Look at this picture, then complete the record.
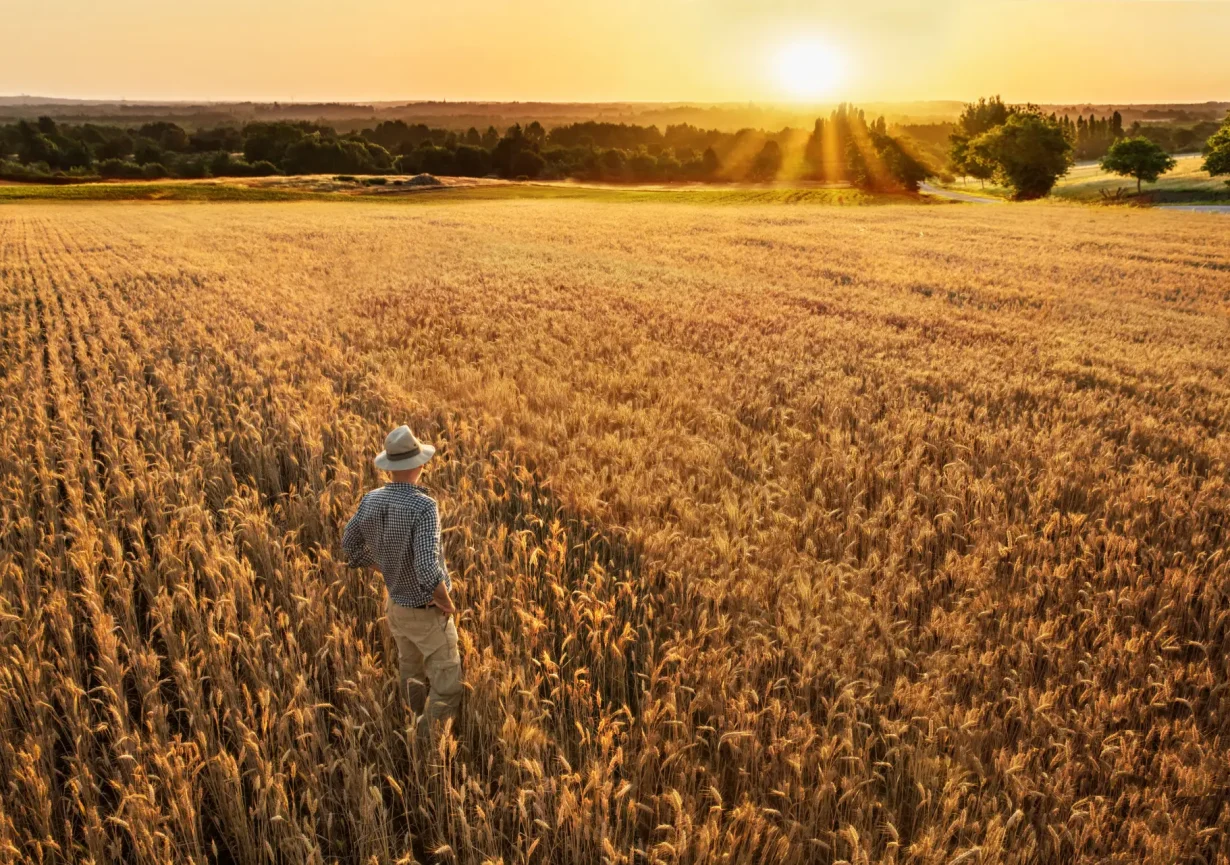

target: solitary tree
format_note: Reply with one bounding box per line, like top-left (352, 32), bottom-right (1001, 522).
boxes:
top-left (970, 113), bottom-right (1072, 200)
top-left (1100, 137), bottom-right (1176, 194)
top-left (1203, 114), bottom-right (1230, 184)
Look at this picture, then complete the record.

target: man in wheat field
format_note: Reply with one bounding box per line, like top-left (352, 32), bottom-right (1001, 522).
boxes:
top-left (342, 425), bottom-right (462, 739)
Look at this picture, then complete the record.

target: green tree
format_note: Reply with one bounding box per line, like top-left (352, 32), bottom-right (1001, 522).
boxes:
top-left (133, 140), bottom-right (165, 166)
top-left (655, 151), bottom-right (682, 181)
top-left (243, 122), bottom-right (311, 165)
top-left (970, 113), bottom-right (1072, 200)
top-left (749, 140), bottom-right (782, 181)
top-left (492, 128), bottom-right (528, 178)
top-left (954, 98), bottom-right (1011, 137)
top-left (190, 126), bottom-right (242, 153)
top-left (511, 149), bottom-right (545, 179)
top-left (98, 158), bottom-right (145, 179)
top-left (282, 134), bottom-right (385, 175)
top-left (949, 96), bottom-right (1011, 181)
top-left (58, 140), bottom-right (93, 171)
top-left (600, 148), bottom-right (627, 180)
top-left (950, 136), bottom-right (995, 187)
top-left (1099, 137), bottom-right (1176, 194)
top-left (96, 133), bottom-right (134, 160)
top-left (453, 144), bottom-right (491, 177)
top-left (1203, 114), bottom-right (1230, 184)
top-left (209, 151), bottom-right (234, 176)
top-left (628, 152), bottom-right (657, 182)
top-left (871, 131), bottom-right (932, 192)
top-left (845, 137), bottom-right (870, 189)
top-left (18, 133), bottom-right (60, 168)
top-left (139, 121), bottom-right (189, 152)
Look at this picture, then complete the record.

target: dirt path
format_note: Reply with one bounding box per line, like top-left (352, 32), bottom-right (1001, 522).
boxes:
top-left (919, 182), bottom-right (1004, 204)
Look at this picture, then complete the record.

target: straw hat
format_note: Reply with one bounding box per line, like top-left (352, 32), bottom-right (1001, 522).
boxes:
top-left (374, 425), bottom-right (436, 471)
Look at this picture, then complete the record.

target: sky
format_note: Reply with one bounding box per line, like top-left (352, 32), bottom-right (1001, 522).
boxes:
top-left (2, 0), bottom-right (1228, 104)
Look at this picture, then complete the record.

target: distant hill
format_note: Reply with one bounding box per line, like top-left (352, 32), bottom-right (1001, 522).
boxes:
top-left (1, 97), bottom-right (1225, 133)
top-left (0, 98), bottom-right (970, 132)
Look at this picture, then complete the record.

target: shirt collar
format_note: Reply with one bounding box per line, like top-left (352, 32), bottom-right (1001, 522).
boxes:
top-left (387, 481), bottom-right (430, 495)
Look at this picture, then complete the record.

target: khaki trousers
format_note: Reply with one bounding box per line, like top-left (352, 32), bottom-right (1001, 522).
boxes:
top-left (386, 596), bottom-right (463, 738)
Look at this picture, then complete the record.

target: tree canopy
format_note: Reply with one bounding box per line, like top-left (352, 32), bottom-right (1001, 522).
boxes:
top-left (969, 112), bottom-right (1073, 200)
top-left (1203, 113), bottom-right (1230, 183)
top-left (947, 99), bottom-right (1074, 199)
top-left (1099, 137), bottom-right (1176, 193)
top-left (1, 108), bottom-right (935, 190)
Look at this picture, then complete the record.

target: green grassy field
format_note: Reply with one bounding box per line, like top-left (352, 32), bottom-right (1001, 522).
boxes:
top-left (940, 154), bottom-right (1229, 204)
top-left (0, 181), bottom-right (324, 202)
top-left (1052, 154), bottom-right (1228, 202)
top-left (0, 178), bottom-right (934, 206)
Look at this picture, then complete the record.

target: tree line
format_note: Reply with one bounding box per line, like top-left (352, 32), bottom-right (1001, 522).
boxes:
top-left (949, 96), bottom-right (1230, 199)
top-left (1056, 110), bottom-right (1219, 162)
top-left (7, 105), bottom-right (1223, 199)
top-left (0, 107), bottom-right (934, 191)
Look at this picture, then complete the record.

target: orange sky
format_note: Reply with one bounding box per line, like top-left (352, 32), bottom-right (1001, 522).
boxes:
top-left (3, 0), bottom-right (1228, 104)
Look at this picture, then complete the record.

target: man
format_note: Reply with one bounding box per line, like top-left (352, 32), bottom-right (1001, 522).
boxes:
top-left (342, 424), bottom-right (462, 739)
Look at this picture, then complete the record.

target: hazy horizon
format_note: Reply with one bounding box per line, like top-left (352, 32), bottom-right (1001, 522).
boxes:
top-left (4, 0), bottom-right (1228, 106)
top-left (3, 96), bottom-right (1228, 109)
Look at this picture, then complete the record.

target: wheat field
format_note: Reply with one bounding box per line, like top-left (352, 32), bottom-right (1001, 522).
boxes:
top-left (1, 199), bottom-right (1228, 865)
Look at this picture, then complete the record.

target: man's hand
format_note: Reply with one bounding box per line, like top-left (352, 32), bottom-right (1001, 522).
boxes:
top-left (431, 582), bottom-right (457, 616)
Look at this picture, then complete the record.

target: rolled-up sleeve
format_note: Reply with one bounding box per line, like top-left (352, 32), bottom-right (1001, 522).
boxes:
top-left (342, 497), bottom-right (376, 567)
top-left (409, 500), bottom-right (446, 593)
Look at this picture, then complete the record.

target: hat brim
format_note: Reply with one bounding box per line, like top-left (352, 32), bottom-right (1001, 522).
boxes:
top-left (374, 443), bottom-right (435, 471)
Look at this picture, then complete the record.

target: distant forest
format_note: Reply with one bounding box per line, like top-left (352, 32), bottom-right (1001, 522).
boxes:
top-left (0, 106), bottom-right (937, 191)
top-left (1, 98), bottom-right (1223, 190)
top-left (3, 97), bottom-right (1226, 135)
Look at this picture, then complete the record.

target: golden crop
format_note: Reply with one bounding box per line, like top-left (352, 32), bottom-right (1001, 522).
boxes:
top-left (1, 200), bottom-right (1228, 865)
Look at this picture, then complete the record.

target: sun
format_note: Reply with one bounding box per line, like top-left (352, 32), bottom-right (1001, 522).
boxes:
top-left (774, 39), bottom-right (846, 101)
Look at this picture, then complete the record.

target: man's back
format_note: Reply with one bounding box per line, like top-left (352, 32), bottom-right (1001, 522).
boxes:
top-left (342, 481), bottom-right (451, 608)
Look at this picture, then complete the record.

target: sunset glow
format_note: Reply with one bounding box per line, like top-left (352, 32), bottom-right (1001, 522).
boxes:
top-left (774, 39), bottom-right (846, 101)
top-left (1, 1), bottom-right (1228, 106)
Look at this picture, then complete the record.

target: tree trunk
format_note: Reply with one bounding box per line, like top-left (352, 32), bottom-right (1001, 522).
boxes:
top-left (1137, 177), bottom-right (1142, 194)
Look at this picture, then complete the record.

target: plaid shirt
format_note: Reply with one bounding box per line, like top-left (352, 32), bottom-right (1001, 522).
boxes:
top-left (341, 482), bottom-right (451, 608)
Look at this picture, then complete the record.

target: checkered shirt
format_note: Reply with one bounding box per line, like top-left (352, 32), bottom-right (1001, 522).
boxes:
top-left (341, 482), bottom-right (451, 608)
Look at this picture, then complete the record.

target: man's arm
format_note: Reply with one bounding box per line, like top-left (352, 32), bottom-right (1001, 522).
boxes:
top-left (341, 497), bottom-right (376, 567)
top-left (411, 501), bottom-right (454, 613)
